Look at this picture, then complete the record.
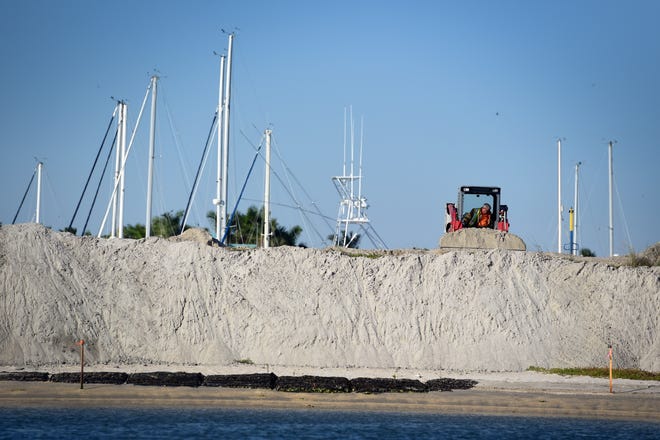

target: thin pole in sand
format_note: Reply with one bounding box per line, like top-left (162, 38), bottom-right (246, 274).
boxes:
top-left (77, 339), bottom-right (85, 389)
top-left (608, 344), bottom-right (613, 394)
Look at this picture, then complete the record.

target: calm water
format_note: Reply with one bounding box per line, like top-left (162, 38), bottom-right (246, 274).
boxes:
top-left (0, 407), bottom-right (657, 439)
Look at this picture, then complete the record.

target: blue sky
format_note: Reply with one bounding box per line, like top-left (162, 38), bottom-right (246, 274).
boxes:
top-left (1, 0), bottom-right (658, 256)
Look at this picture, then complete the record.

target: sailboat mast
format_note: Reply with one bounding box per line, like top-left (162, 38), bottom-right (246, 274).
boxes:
top-left (111, 101), bottom-right (126, 238)
top-left (557, 139), bottom-right (562, 253)
top-left (358, 116), bottom-right (364, 219)
top-left (117, 101), bottom-right (127, 238)
top-left (573, 161), bottom-right (581, 256)
top-left (36, 161), bottom-right (43, 224)
top-left (608, 141), bottom-right (614, 257)
top-left (214, 55), bottom-right (226, 241)
top-left (220, 33), bottom-right (234, 241)
top-left (146, 75), bottom-right (158, 237)
top-left (264, 129), bottom-right (272, 248)
top-left (111, 102), bottom-right (121, 237)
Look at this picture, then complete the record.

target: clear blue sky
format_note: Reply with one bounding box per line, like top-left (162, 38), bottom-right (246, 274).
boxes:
top-left (2, 0), bottom-right (658, 256)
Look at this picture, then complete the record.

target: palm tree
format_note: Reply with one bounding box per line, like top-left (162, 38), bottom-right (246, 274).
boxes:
top-left (123, 223), bottom-right (146, 239)
top-left (329, 230), bottom-right (361, 248)
top-left (151, 210), bottom-right (184, 238)
top-left (123, 210), bottom-right (186, 239)
top-left (207, 205), bottom-right (302, 246)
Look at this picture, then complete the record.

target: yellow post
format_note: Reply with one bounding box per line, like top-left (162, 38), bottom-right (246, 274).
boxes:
top-left (608, 344), bottom-right (613, 394)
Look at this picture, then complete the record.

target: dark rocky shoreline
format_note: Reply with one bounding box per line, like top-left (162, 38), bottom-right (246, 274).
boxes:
top-left (0, 371), bottom-right (477, 393)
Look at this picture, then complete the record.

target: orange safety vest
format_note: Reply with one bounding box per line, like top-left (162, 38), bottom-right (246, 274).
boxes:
top-left (477, 212), bottom-right (491, 228)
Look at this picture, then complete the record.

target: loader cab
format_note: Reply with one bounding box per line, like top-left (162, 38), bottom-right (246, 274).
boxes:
top-left (445, 186), bottom-right (509, 232)
top-left (458, 186), bottom-right (500, 228)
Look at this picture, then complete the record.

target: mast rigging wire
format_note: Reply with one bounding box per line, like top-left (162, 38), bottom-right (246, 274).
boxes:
top-left (614, 176), bottom-right (633, 252)
top-left (82, 129), bottom-right (118, 236)
top-left (220, 138), bottom-right (264, 245)
top-left (241, 198), bottom-right (334, 222)
top-left (68, 110), bottom-right (116, 232)
top-left (239, 129), bottom-right (331, 246)
top-left (180, 113), bottom-right (218, 234)
top-left (271, 135), bottom-right (335, 243)
top-left (12, 167), bottom-right (37, 224)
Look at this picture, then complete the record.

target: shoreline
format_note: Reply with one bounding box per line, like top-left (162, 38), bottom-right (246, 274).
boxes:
top-left (1, 378), bottom-right (658, 422)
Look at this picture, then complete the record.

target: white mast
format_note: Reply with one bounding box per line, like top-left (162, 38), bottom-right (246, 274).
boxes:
top-left (608, 141), bottom-right (614, 257)
top-left (117, 101), bottom-right (128, 238)
top-left (349, 106), bottom-right (354, 209)
top-left (263, 128), bottom-right (272, 248)
top-left (573, 161), bottom-right (581, 255)
top-left (110, 101), bottom-right (126, 237)
top-left (557, 139), bottom-right (562, 253)
top-left (98, 84), bottom-right (150, 238)
top-left (145, 75), bottom-right (158, 237)
top-left (358, 116), bottom-right (364, 219)
top-left (35, 161), bottom-right (43, 224)
top-left (214, 55), bottom-right (226, 241)
top-left (220, 33), bottom-right (234, 242)
top-left (342, 107), bottom-right (347, 176)
top-left (111, 102), bottom-right (122, 237)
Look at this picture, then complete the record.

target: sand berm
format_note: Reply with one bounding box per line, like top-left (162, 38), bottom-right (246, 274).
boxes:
top-left (1, 224), bottom-right (658, 373)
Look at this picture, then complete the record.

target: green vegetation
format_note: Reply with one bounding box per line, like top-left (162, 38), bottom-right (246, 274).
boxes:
top-left (234, 358), bottom-right (254, 365)
top-left (580, 248), bottom-right (596, 257)
top-left (338, 250), bottom-right (381, 259)
top-left (124, 210), bottom-right (186, 239)
top-left (116, 206), bottom-right (303, 246)
top-left (527, 366), bottom-right (660, 381)
top-left (208, 205), bottom-right (303, 247)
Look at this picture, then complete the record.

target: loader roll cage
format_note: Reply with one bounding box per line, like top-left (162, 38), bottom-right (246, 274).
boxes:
top-left (445, 186), bottom-right (509, 233)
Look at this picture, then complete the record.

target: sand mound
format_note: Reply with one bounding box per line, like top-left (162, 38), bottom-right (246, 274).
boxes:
top-left (640, 243), bottom-right (660, 266)
top-left (169, 227), bottom-right (213, 245)
top-left (0, 224), bottom-right (658, 372)
top-left (439, 228), bottom-right (527, 251)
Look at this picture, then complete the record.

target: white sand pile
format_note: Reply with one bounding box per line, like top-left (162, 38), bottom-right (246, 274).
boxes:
top-left (439, 228), bottom-right (527, 250)
top-left (0, 224), bottom-right (658, 372)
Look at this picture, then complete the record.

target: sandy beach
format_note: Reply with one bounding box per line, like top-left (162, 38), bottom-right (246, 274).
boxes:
top-left (1, 371), bottom-right (658, 422)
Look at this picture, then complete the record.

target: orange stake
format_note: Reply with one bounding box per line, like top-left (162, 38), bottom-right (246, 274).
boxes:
top-left (77, 339), bottom-right (85, 389)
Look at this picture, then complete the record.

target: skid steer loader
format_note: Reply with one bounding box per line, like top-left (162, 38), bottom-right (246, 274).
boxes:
top-left (440, 186), bottom-right (526, 250)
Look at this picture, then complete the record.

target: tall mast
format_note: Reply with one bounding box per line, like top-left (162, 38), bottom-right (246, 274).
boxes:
top-left (263, 129), bottom-right (272, 248)
top-left (145, 75), bottom-right (158, 237)
top-left (608, 141), bottom-right (614, 257)
top-left (220, 33), bottom-right (234, 242)
top-left (557, 139), bottom-right (562, 253)
top-left (358, 116), bottom-right (364, 219)
top-left (214, 55), bottom-right (226, 241)
top-left (349, 106), bottom-right (354, 203)
top-left (573, 161), bottom-right (581, 255)
top-left (111, 102), bottom-right (122, 237)
top-left (117, 101), bottom-right (127, 238)
top-left (110, 101), bottom-right (122, 237)
top-left (36, 161), bottom-right (43, 224)
top-left (342, 107), bottom-right (347, 177)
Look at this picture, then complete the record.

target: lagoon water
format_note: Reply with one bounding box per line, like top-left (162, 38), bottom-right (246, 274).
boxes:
top-left (0, 407), bottom-right (657, 439)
